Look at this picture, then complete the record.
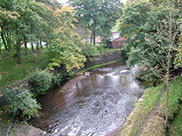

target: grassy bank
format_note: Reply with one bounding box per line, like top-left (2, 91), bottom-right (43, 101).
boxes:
top-left (0, 48), bottom-right (123, 89)
top-left (168, 105), bottom-right (182, 136)
top-left (69, 59), bottom-right (123, 77)
top-left (121, 84), bottom-right (164, 136)
top-left (0, 49), bottom-right (48, 89)
top-left (121, 76), bottom-right (182, 136)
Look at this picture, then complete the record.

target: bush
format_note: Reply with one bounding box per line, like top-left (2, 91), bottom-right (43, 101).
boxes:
top-left (1, 88), bottom-right (40, 118)
top-left (81, 44), bottom-right (99, 61)
top-left (29, 70), bottom-right (52, 97)
top-left (52, 73), bottom-right (67, 87)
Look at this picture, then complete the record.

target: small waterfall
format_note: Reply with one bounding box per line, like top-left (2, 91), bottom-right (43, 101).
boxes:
top-left (130, 65), bottom-right (141, 77)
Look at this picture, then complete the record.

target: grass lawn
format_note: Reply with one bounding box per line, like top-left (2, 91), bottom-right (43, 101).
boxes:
top-left (168, 105), bottom-right (182, 136)
top-left (0, 48), bottom-right (48, 89)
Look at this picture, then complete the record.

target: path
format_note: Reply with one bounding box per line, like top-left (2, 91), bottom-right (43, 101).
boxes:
top-left (136, 91), bottom-right (165, 136)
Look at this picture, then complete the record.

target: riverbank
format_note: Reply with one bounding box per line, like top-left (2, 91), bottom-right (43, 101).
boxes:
top-left (29, 61), bottom-right (143, 135)
top-left (0, 49), bottom-right (125, 136)
top-left (118, 76), bottom-right (182, 136)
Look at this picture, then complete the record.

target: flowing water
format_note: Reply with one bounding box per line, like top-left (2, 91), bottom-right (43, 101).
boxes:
top-left (29, 62), bottom-right (144, 136)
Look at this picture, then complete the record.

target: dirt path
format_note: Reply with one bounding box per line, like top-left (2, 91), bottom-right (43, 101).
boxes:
top-left (136, 91), bottom-right (165, 136)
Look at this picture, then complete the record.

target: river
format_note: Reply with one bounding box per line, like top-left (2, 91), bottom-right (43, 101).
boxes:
top-left (29, 62), bottom-right (144, 136)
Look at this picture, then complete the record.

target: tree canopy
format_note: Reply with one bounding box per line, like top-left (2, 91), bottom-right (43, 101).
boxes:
top-left (70, 0), bottom-right (123, 45)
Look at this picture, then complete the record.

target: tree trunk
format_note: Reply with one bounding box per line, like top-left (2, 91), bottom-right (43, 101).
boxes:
top-left (24, 36), bottom-right (28, 55)
top-left (36, 41), bottom-right (40, 53)
top-left (45, 42), bottom-right (48, 48)
top-left (90, 34), bottom-right (92, 44)
top-left (40, 40), bottom-right (43, 49)
top-left (17, 41), bottom-right (21, 64)
top-left (0, 37), bottom-right (2, 60)
top-left (85, 27), bottom-right (88, 46)
top-left (92, 20), bottom-right (96, 45)
top-left (1, 32), bottom-right (9, 51)
top-left (6, 32), bottom-right (11, 51)
top-left (24, 42), bottom-right (28, 55)
top-left (165, 80), bottom-right (169, 125)
top-left (31, 42), bottom-right (35, 53)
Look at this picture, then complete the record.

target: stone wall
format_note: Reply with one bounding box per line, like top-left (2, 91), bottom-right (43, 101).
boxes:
top-left (85, 49), bottom-right (124, 68)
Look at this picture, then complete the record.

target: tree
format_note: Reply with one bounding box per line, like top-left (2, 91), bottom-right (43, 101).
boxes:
top-left (47, 6), bottom-right (86, 72)
top-left (70, 0), bottom-right (123, 45)
top-left (119, 0), bottom-right (182, 124)
top-left (119, 0), bottom-right (152, 55)
top-left (0, 0), bottom-right (48, 64)
top-left (142, 8), bottom-right (181, 123)
top-left (0, 0), bottom-right (19, 51)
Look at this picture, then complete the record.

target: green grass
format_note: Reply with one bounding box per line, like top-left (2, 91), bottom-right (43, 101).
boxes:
top-left (69, 59), bottom-right (122, 77)
top-left (0, 49), bottom-right (48, 89)
top-left (158, 77), bottom-right (182, 120)
top-left (120, 76), bottom-right (182, 136)
top-left (141, 115), bottom-right (165, 136)
top-left (121, 84), bottom-right (164, 136)
top-left (98, 47), bottom-right (124, 54)
top-left (0, 47), bottom-right (123, 89)
top-left (141, 77), bottom-right (182, 136)
top-left (168, 105), bottom-right (182, 136)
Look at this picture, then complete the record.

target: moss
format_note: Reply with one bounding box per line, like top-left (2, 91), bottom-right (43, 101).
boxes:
top-left (121, 84), bottom-right (164, 136)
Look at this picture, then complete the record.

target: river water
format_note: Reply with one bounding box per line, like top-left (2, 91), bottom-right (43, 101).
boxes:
top-left (29, 62), bottom-right (144, 136)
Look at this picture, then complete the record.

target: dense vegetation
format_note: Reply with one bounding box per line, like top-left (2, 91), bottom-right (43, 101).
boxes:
top-left (0, 0), bottom-right (123, 122)
top-left (0, 0), bottom-right (182, 135)
top-left (118, 0), bottom-right (182, 135)
top-left (119, 0), bottom-right (182, 81)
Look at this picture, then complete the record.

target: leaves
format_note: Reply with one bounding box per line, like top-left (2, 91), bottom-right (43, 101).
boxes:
top-left (2, 88), bottom-right (40, 118)
top-left (47, 6), bottom-right (86, 72)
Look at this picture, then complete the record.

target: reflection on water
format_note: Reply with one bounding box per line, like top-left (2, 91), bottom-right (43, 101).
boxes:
top-left (29, 62), bottom-right (144, 136)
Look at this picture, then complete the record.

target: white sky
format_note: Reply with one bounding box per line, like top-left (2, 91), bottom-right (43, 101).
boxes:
top-left (57, 0), bottom-right (128, 5)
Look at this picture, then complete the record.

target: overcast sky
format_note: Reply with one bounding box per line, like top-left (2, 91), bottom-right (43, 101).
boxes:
top-left (57, 0), bottom-right (128, 5)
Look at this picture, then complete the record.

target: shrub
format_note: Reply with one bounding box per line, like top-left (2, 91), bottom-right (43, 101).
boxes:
top-left (1, 88), bottom-right (40, 118)
top-left (52, 73), bottom-right (67, 87)
top-left (29, 70), bottom-right (52, 97)
top-left (81, 44), bottom-right (99, 61)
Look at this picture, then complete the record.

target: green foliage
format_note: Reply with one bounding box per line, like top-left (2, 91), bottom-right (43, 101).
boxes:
top-left (119, 0), bottom-right (182, 81)
top-left (81, 44), bottom-right (99, 61)
top-left (70, 0), bottom-right (123, 45)
top-left (1, 88), bottom-right (40, 118)
top-left (121, 83), bottom-right (164, 136)
top-left (47, 6), bottom-right (86, 72)
top-left (168, 105), bottom-right (182, 136)
top-left (52, 72), bottom-right (67, 87)
top-left (121, 76), bottom-right (182, 136)
top-left (126, 48), bottom-right (141, 67)
top-left (158, 77), bottom-right (182, 119)
top-left (174, 36), bottom-right (182, 68)
top-left (29, 70), bottom-right (52, 97)
top-left (0, 49), bottom-right (48, 89)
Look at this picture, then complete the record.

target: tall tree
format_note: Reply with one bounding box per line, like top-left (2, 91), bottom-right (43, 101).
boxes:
top-left (70, 0), bottom-right (122, 45)
top-left (119, 0), bottom-right (182, 124)
top-left (47, 6), bottom-right (86, 72)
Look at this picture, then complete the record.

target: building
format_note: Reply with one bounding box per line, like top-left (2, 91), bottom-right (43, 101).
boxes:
top-left (107, 36), bottom-right (126, 48)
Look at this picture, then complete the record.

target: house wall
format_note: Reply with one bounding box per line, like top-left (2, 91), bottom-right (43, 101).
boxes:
top-left (112, 37), bottom-right (126, 48)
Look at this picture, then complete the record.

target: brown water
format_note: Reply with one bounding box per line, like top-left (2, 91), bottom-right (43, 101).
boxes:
top-left (29, 62), bottom-right (144, 136)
